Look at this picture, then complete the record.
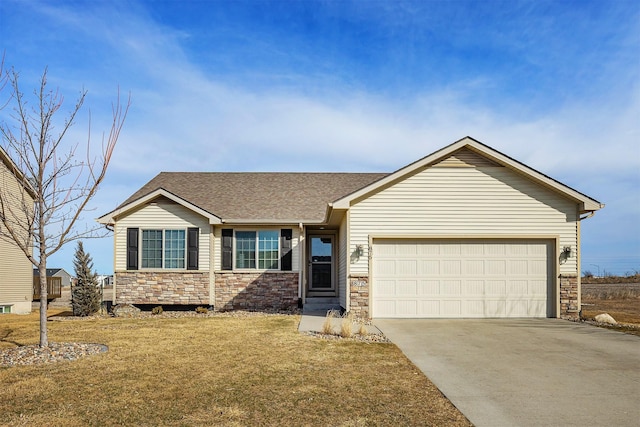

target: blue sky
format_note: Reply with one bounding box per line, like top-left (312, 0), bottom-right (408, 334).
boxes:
top-left (1, 0), bottom-right (638, 276)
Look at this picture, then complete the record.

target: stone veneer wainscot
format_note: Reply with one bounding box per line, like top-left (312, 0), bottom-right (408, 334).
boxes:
top-left (116, 271), bottom-right (210, 305)
top-left (214, 271), bottom-right (298, 311)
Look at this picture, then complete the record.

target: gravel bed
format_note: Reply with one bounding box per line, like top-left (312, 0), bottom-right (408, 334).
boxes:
top-left (0, 342), bottom-right (108, 368)
top-left (48, 309), bottom-right (301, 321)
top-left (303, 330), bottom-right (390, 343)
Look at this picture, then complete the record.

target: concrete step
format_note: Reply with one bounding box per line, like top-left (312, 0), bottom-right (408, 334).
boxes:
top-left (303, 298), bottom-right (341, 313)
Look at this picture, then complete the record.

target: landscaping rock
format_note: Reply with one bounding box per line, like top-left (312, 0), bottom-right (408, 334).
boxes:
top-left (112, 303), bottom-right (141, 317)
top-left (595, 313), bottom-right (617, 325)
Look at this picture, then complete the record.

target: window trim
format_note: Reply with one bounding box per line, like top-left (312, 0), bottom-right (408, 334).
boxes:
top-left (233, 229), bottom-right (281, 271)
top-left (139, 228), bottom-right (187, 270)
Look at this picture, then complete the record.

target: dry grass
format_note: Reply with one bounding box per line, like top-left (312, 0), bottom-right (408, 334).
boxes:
top-left (0, 309), bottom-right (470, 426)
top-left (321, 309), bottom-right (338, 335)
top-left (582, 283), bottom-right (640, 336)
top-left (340, 312), bottom-right (354, 338)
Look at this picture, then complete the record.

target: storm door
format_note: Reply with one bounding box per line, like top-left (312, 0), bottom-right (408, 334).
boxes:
top-left (308, 235), bottom-right (335, 294)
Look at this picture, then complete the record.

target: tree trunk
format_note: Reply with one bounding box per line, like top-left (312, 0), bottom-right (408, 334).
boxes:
top-left (38, 263), bottom-right (48, 347)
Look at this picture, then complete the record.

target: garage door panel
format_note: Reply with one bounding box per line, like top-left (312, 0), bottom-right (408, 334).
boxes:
top-left (419, 280), bottom-right (440, 295)
top-left (372, 239), bottom-right (554, 318)
top-left (462, 280), bottom-right (484, 295)
top-left (397, 300), bottom-right (418, 316)
top-left (445, 300), bottom-right (464, 316)
top-left (528, 280), bottom-right (547, 295)
top-left (462, 243), bottom-right (484, 255)
top-left (375, 280), bottom-right (396, 297)
top-left (443, 280), bottom-right (462, 295)
top-left (486, 260), bottom-right (506, 274)
top-left (419, 300), bottom-right (441, 315)
top-left (419, 260), bottom-right (440, 274)
top-left (529, 260), bottom-right (547, 275)
top-left (442, 260), bottom-right (462, 275)
top-left (464, 260), bottom-right (484, 274)
top-left (397, 280), bottom-right (418, 296)
top-left (397, 260), bottom-right (417, 276)
top-left (485, 280), bottom-right (507, 295)
top-left (374, 259), bottom-right (396, 275)
top-left (509, 260), bottom-right (529, 275)
top-left (484, 244), bottom-right (506, 256)
top-left (508, 280), bottom-right (528, 295)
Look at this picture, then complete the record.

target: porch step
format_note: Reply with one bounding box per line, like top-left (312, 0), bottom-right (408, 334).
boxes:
top-left (303, 297), bottom-right (341, 313)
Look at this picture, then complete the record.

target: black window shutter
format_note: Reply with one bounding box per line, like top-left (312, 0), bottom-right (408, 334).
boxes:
top-left (127, 228), bottom-right (139, 270)
top-left (280, 229), bottom-right (292, 271)
top-left (187, 227), bottom-right (199, 270)
top-left (221, 229), bottom-right (233, 270)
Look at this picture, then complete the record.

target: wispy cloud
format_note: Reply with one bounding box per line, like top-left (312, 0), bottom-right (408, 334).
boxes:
top-left (2, 0), bottom-right (638, 274)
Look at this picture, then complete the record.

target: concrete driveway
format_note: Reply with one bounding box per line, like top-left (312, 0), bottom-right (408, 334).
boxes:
top-left (375, 319), bottom-right (640, 427)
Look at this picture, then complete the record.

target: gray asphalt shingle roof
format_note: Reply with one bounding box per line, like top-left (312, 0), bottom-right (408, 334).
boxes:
top-left (120, 172), bottom-right (388, 222)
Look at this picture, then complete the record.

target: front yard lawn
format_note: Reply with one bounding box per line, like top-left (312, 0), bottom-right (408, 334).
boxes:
top-left (0, 310), bottom-right (470, 426)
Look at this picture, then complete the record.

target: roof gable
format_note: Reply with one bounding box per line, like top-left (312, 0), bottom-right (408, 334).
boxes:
top-left (98, 172), bottom-right (387, 225)
top-left (98, 136), bottom-right (603, 226)
top-left (332, 136), bottom-right (603, 214)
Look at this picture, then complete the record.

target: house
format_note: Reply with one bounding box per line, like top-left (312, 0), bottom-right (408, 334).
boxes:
top-left (32, 268), bottom-right (68, 301)
top-left (33, 268), bottom-right (73, 288)
top-left (0, 146), bottom-right (35, 314)
top-left (97, 137), bottom-right (603, 319)
top-left (97, 274), bottom-right (114, 288)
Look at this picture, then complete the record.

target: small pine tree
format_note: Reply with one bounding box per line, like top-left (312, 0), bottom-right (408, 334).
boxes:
top-left (72, 241), bottom-right (101, 316)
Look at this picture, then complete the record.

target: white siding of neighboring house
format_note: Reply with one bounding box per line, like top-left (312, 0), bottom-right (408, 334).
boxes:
top-left (0, 158), bottom-right (33, 314)
top-left (114, 199), bottom-right (211, 271)
top-left (211, 226), bottom-right (301, 272)
top-left (348, 164), bottom-right (580, 276)
top-left (337, 214), bottom-right (349, 309)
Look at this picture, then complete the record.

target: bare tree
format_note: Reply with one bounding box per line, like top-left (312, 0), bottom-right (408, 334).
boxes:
top-left (0, 65), bottom-right (129, 347)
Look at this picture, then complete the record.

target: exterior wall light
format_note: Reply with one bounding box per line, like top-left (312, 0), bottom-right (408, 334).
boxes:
top-left (562, 246), bottom-right (572, 258)
top-left (356, 244), bottom-right (364, 257)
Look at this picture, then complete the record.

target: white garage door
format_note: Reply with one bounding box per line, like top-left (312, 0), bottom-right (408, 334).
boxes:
top-left (372, 239), bottom-right (554, 318)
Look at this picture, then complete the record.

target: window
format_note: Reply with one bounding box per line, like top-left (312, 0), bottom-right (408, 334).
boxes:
top-left (164, 230), bottom-right (186, 269)
top-left (141, 229), bottom-right (186, 269)
top-left (0, 305), bottom-right (11, 314)
top-left (234, 230), bottom-right (279, 270)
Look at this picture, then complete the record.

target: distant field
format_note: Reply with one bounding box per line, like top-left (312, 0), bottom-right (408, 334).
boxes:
top-left (581, 282), bottom-right (640, 335)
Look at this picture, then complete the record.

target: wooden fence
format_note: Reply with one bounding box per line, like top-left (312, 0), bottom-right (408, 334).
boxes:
top-left (33, 276), bottom-right (62, 300)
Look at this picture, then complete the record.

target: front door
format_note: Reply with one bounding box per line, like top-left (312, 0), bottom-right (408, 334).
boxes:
top-left (308, 235), bottom-right (335, 295)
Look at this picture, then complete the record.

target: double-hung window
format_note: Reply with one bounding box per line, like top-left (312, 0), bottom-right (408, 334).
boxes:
top-left (235, 230), bottom-right (279, 270)
top-left (141, 229), bottom-right (186, 269)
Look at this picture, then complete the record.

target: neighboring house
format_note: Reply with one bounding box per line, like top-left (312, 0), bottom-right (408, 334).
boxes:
top-left (0, 146), bottom-right (35, 314)
top-left (97, 137), bottom-right (604, 319)
top-left (97, 275), bottom-right (114, 287)
top-left (33, 268), bottom-right (73, 288)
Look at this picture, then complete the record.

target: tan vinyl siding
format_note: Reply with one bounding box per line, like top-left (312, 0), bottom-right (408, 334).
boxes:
top-left (114, 199), bottom-right (210, 271)
top-left (349, 166), bottom-right (579, 276)
top-left (338, 214), bottom-right (349, 309)
top-left (212, 226), bottom-right (301, 271)
top-left (0, 159), bottom-right (33, 311)
top-left (433, 148), bottom-right (502, 168)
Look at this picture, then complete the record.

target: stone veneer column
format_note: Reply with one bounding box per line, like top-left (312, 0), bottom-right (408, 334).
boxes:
top-left (559, 274), bottom-right (579, 320)
top-left (349, 275), bottom-right (369, 319)
top-left (115, 271), bottom-right (210, 305)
